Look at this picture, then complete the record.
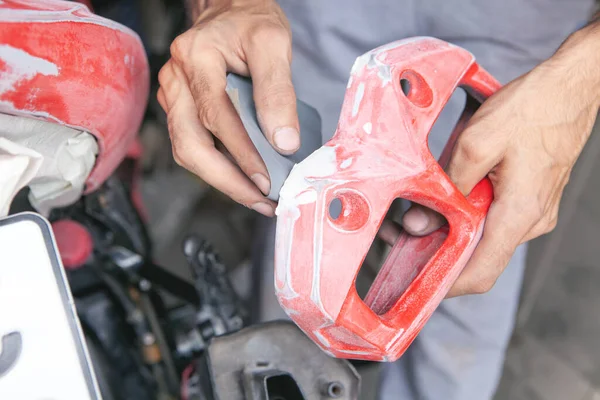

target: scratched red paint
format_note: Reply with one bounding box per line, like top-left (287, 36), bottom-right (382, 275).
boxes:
top-left (274, 38), bottom-right (500, 362)
top-left (0, 0), bottom-right (149, 193)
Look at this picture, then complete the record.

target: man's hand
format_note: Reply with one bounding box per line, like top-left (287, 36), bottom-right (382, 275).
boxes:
top-left (158, 0), bottom-right (299, 217)
top-left (395, 22), bottom-right (600, 297)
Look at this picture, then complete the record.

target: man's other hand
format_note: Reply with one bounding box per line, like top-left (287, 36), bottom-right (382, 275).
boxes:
top-left (158, 0), bottom-right (299, 217)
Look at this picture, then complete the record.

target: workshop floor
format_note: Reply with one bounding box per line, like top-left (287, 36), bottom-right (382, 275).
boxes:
top-left (142, 117), bottom-right (600, 399)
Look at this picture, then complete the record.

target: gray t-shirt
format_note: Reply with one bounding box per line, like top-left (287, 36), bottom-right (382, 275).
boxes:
top-left (278, 0), bottom-right (595, 154)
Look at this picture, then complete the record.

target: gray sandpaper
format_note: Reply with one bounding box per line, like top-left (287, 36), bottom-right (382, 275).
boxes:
top-left (225, 74), bottom-right (323, 201)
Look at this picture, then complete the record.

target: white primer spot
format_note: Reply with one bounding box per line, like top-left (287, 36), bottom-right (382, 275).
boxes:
top-left (295, 190), bottom-right (318, 204)
top-left (340, 158), bottom-right (353, 169)
top-left (352, 83), bottom-right (365, 117)
top-left (363, 122), bottom-right (372, 135)
top-left (350, 53), bottom-right (369, 76)
top-left (348, 38), bottom-right (442, 89)
top-left (277, 145), bottom-right (338, 212)
top-left (346, 75), bottom-right (354, 89)
top-left (0, 45), bottom-right (59, 94)
top-left (336, 349), bottom-right (373, 356)
top-left (279, 305), bottom-right (299, 316)
top-left (314, 330), bottom-right (331, 347)
top-left (385, 328), bottom-right (406, 351)
top-left (276, 145), bottom-right (340, 321)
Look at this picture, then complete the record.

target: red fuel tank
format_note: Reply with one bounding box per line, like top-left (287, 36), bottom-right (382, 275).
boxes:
top-left (0, 0), bottom-right (149, 192)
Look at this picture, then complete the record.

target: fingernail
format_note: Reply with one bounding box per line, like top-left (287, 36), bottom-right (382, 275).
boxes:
top-left (251, 202), bottom-right (274, 217)
top-left (273, 127), bottom-right (300, 153)
top-left (251, 173), bottom-right (271, 196)
top-left (403, 207), bottom-right (429, 233)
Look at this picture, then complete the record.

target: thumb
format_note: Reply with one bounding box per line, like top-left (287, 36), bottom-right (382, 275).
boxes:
top-left (445, 120), bottom-right (503, 196)
top-left (402, 204), bottom-right (447, 236)
top-left (246, 33), bottom-right (300, 155)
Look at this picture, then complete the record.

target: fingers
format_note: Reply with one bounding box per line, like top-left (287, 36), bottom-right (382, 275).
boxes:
top-left (404, 109), bottom-right (502, 236)
top-left (524, 201), bottom-right (560, 242)
top-left (159, 60), bottom-right (275, 216)
top-left (444, 158), bottom-right (568, 297)
top-left (160, 3), bottom-right (298, 213)
top-left (446, 197), bottom-right (531, 297)
top-left (157, 87), bottom-right (167, 112)
top-left (178, 48), bottom-right (273, 195)
top-left (445, 119), bottom-right (505, 196)
top-left (524, 171), bottom-right (568, 241)
top-left (245, 26), bottom-right (300, 154)
top-left (401, 204), bottom-right (447, 236)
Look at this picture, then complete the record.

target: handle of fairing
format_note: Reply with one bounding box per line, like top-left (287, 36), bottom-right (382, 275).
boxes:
top-left (365, 64), bottom-right (500, 322)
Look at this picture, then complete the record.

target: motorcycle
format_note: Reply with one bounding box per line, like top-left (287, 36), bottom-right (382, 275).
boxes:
top-left (0, 1), bottom-right (361, 399)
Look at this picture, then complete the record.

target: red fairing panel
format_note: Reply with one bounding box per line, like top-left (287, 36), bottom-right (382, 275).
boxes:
top-left (274, 37), bottom-right (500, 362)
top-left (0, 0), bottom-right (150, 192)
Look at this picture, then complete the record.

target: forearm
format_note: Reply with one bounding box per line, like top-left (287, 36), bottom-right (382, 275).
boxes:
top-left (542, 18), bottom-right (600, 113)
top-left (185, 0), bottom-right (243, 21)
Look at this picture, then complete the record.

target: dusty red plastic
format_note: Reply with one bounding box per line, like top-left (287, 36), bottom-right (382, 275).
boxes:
top-left (52, 219), bottom-right (93, 270)
top-left (0, 0), bottom-right (149, 193)
top-left (274, 37), bottom-right (501, 362)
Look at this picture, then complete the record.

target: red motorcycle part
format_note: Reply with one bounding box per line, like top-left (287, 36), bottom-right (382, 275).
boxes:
top-left (0, 0), bottom-right (149, 193)
top-left (274, 37), bottom-right (500, 362)
top-left (52, 219), bottom-right (93, 270)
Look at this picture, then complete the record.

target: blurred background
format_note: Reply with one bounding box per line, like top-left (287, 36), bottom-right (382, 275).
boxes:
top-left (78, 0), bottom-right (600, 398)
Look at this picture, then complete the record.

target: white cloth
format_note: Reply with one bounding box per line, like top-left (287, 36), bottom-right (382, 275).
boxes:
top-left (0, 114), bottom-right (98, 216)
top-left (0, 138), bottom-right (42, 217)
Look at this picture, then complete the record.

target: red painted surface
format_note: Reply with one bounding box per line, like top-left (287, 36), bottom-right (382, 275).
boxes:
top-left (274, 38), bottom-right (500, 361)
top-left (0, 0), bottom-right (149, 193)
top-left (52, 219), bottom-right (93, 269)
